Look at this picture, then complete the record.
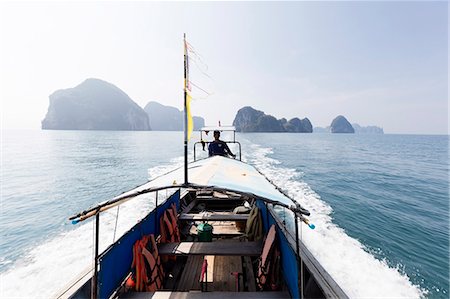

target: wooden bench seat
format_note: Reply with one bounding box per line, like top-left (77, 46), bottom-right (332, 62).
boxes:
top-left (121, 291), bottom-right (291, 298)
top-left (158, 241), bottom-right (262, 256)
top-left (196, 197), bottom-right (244, 201)
top-left (179, 212), bottom-right (249, 221)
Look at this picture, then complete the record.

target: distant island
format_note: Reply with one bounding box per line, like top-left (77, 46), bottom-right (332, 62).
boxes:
top-left (41, 79), bottom-right (382, 134)
top-left (41, 78), bottom-right (205, 131)
top-left (144, 101), bottom-right (204, 131)
top-left (42, 78), bottom-right (150, 130)
top-left (330, 115), bottom-right (355, 133)
top-left (233, 106), bottom-right (312, 133)
top-left (314, 116), bottom-right (383, 134)
top-left (351, 123), bottom-right (384, 134)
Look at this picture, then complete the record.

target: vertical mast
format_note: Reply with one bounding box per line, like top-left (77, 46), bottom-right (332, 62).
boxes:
top-left (183, 33), bottom-right (188, 185)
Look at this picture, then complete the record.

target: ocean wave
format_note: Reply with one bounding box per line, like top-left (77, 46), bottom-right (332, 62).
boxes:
top-left (0, 144), bottom-right (426, 298)
top-left (0, 158), bottom-right (182, 299)
top-left (241, 141), bottom-right (425, 298)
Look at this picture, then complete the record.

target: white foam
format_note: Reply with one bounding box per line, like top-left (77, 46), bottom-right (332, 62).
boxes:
top-left (242, 142), bottom-right (425, 298)
top-left (0, 159), bottom-right (182, 299)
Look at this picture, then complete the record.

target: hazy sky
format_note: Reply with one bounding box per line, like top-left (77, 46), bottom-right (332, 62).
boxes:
top-left (0, 1), bottom-right (448, 134)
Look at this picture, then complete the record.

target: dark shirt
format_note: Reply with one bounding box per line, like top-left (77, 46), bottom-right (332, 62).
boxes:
top-left (208, 140), bottom-right (234, 157)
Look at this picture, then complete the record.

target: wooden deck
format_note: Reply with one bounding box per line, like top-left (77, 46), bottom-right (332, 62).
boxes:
top-left (210, 256), bottom-right (243, 292)
top-left (177, 256), bottom-right (204, 291)
top-left (158, 241), bottom-right (262, 256)
top-left (188, 222), bottom-right (245, 237)
top-left (119, 191), bottom-right (290, 299)
top-left (174, 255), bottom-right (266, 293)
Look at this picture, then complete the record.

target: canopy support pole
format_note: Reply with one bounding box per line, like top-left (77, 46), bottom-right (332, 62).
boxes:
top-left (91, 212), bottom-right (100, 299)
top-left (154, 191), bottom-right (158, 234)
top-left (294, 213), bottom-right (303, 299)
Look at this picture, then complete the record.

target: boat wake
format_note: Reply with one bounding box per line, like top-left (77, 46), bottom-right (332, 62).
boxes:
top-left (0, 158), bottom-right (183, 299)
top-left (1, 145), bottom-right (426, 299)
top-left (242, 142), bottom-right (425, 298)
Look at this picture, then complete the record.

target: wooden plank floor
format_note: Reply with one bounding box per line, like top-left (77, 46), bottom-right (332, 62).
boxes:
top-left (164, 257), bottom-right (187, 291)
top-left (176, 256), bottom-right (244, 292)
top-left (177, 256), bottom-right (204, 291)
top-left (188, 222), bottom-right (245, 237)
top-left (211, 256), bottom-right (243, 292)
top-left (121, 254), bottom-right (286, 298)
top-left (243, 256), bottom-right (256, 292)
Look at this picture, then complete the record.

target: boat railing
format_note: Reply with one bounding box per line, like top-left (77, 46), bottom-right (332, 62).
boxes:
top-left (265, 203), bottom-right (348, 299)
top-left (67, 181), bottom-right (346, 299)
top-left (194, 125), bottom-right (242, 161)
top-left (65, 185), bottom-right (186, 299)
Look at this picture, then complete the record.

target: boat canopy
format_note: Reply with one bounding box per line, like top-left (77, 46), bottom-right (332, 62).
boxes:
top-left (125, 156), bottom-right (294, 205)
top-left (200, 126), bottom-right (236, 132)
top-left (70, 156), bottom-right (308, 222)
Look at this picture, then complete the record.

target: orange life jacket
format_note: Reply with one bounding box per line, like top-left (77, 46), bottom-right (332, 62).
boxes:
top-left (130, 234), bottom-right (164, 292)
top-left (159, 205), bottom-right (180, 262)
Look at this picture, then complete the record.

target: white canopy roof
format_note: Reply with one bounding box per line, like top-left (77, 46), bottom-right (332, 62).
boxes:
top-left (119, 156), bottom-right (292, 206)
top-left (200, 126), bottom-right (236, 132)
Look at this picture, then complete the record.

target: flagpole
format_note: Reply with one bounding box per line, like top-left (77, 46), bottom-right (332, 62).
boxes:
top-left (183, 33), bottom-right (188, 185)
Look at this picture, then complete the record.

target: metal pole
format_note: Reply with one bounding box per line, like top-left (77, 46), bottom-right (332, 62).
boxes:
top-left (155, 191), bottom-right (158, 234)
top-left (300, 222), bottom-right (305, 299)
top-left (294, 213), bottom-right (302, 299)
top-left (92, 212), bottom-right (100, 299)
top-left (239, 144), bottom-right (242, 161)
top-left (183, 33), bottom-right (188, 185)
top-left (194, 145), bottom-right (197, 161)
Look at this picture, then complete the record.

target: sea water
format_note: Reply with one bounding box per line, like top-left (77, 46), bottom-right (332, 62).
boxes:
top-left (0, 130), bottom-right (448, 298)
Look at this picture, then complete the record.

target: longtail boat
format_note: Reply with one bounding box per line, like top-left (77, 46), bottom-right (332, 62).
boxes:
top-left (57, 35), bottom-right (347, 299)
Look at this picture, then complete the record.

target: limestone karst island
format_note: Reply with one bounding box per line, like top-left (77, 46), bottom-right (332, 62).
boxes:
top-left (42, 78), bottom-right (382, 134)
top-left (41, 79), bottom-right (204, 131)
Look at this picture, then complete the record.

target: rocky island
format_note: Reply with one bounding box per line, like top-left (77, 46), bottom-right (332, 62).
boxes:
top-left (233, 106), bottom-right (312, 133)
top-left (144, 101), bottom-right (204, 131)
top-left (352, 123), bottom-right (384, 134)
top-left (42, 78), bottom-right (150, 130)
top-left (315, 121), bottom-right (383, 134)
top-left (330, 115), bottom-right (355, 133)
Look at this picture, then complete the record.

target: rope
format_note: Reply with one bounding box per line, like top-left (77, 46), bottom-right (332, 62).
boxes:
top-left (188, 55), bottom-right (213, 80)
top-left (185, 39), bottom-right (214, 100)
top-left (186, 41), bottom-right (209, 73)
top-left (189, 81), bottom-right (212, 96)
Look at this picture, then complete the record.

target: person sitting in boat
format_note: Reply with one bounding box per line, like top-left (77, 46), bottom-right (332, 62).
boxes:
top-left (208, 130), bottom-right (236, 158)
